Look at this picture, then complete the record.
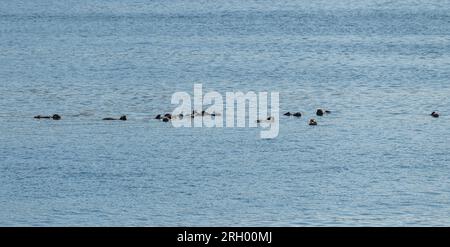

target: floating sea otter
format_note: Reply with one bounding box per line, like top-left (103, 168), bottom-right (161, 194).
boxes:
top-left (34, 114), bottom-right (61, 120)
top-left (316, 109), bottom-right (331, 116)
top-left (431, 111), bottom-right (440, 118)
top-left (257, 116), bottom-right (274, 123)
top-left (102, 115), bottom-right (127, 121)
top-left (309, 119), bottom-right (318, 126)
top-left (180, 110), bottom-right (221, 119)
top-left (284, 112), bottom-right (302, 117)
top-left (155, 113), bottom-right (176, 122)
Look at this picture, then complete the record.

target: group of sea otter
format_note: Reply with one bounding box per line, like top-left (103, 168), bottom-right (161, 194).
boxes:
top-left (282, 109), bottom-right (331, 125)
top-left (153, 110), bottom-right (220, 122)
top-left (34, 110), bottom-right (441, 124)
top-left (151, 109), bottom-right (327, 125)
top-left (153, 108), bottom-right (330, 126)
top-left (34, 114), bottom-right (127, 121)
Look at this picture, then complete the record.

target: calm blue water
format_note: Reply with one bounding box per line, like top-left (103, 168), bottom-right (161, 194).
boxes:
top-left (1, 0), bottom-right (450, 226)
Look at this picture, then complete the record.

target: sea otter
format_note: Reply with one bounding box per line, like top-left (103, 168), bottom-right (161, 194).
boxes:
top-left (156, 113), bottom-right (178, 120)
top-left (257, 116), bottom-right (274, 123)
top-left (34, 114), bottom-right (61, 120)
top-left (103, 115), bottom-right (127, 121)
top-left (284, 112), bottom-right (301, 117)
top-left (316, 109), bottom-right (331, 116)
top-left (309, 119), bottom-right (318, 126)
top-left (431, 112), bottom-right (440, 118)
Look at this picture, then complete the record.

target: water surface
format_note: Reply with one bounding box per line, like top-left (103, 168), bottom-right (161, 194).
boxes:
top-left (1, 0), bottom-right (450, 226)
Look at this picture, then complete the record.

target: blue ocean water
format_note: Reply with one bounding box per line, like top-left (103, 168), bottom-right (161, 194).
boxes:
top-left (1, 0), bottom-right (450, 226)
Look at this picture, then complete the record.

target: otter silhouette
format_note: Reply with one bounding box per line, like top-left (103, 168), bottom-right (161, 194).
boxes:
top-left (156, 113), bottom-right (177, 120)
top-left (201, 110), bottom-right (214, 116)
top-left (309, 119), bottom-right (318, 126)
top-left (153, 113), bottom-right (172, 122)
top-left (284, 112), bottom-right (301, 117)
top-left (188, 110), bottom-right (218, 118)
top-left (257, 116), bottom-right (274, 123)
top-left (316, 109), bottom-right (331, 116)
top-left (103, 115), bottom-right (127, 121)
top-left (431, 112), bottom-right (440, 118)
top-left (34, 114), bottom-right (61, 120)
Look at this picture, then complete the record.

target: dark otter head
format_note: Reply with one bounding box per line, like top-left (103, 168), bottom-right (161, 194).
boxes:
top-left (293, 112), bottom-right (302, 117)
top-left (202, 110), bottom-right (206, 116)
top-left (309, 119), bottom-right (317, 125)
top-left (162, 117), bottom-right (170, 122)
top-left (155, 114), bottom-right (161, 119)
top-left (316, 109), bottom-right (324, 116)
top-left (284, 112), bottom-right (292, 116)
top-left (431, 112), bottom-right (439, 118)
top-left (178, 113), bottom-right (184, 119)
top-left (119, 115), bottom-right (127, 121)
top-left (267, 116), bottom-right (273, 121)
top-left (164, 113), bottom-right (172, 119)
top-left (52, 114), bottom-right (61, 120)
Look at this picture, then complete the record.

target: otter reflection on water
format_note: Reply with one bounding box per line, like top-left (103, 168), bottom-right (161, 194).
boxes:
top-left (102, 115), bottom-right (127, 121)
top-left (34, 114), bottom-right (61, 120)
